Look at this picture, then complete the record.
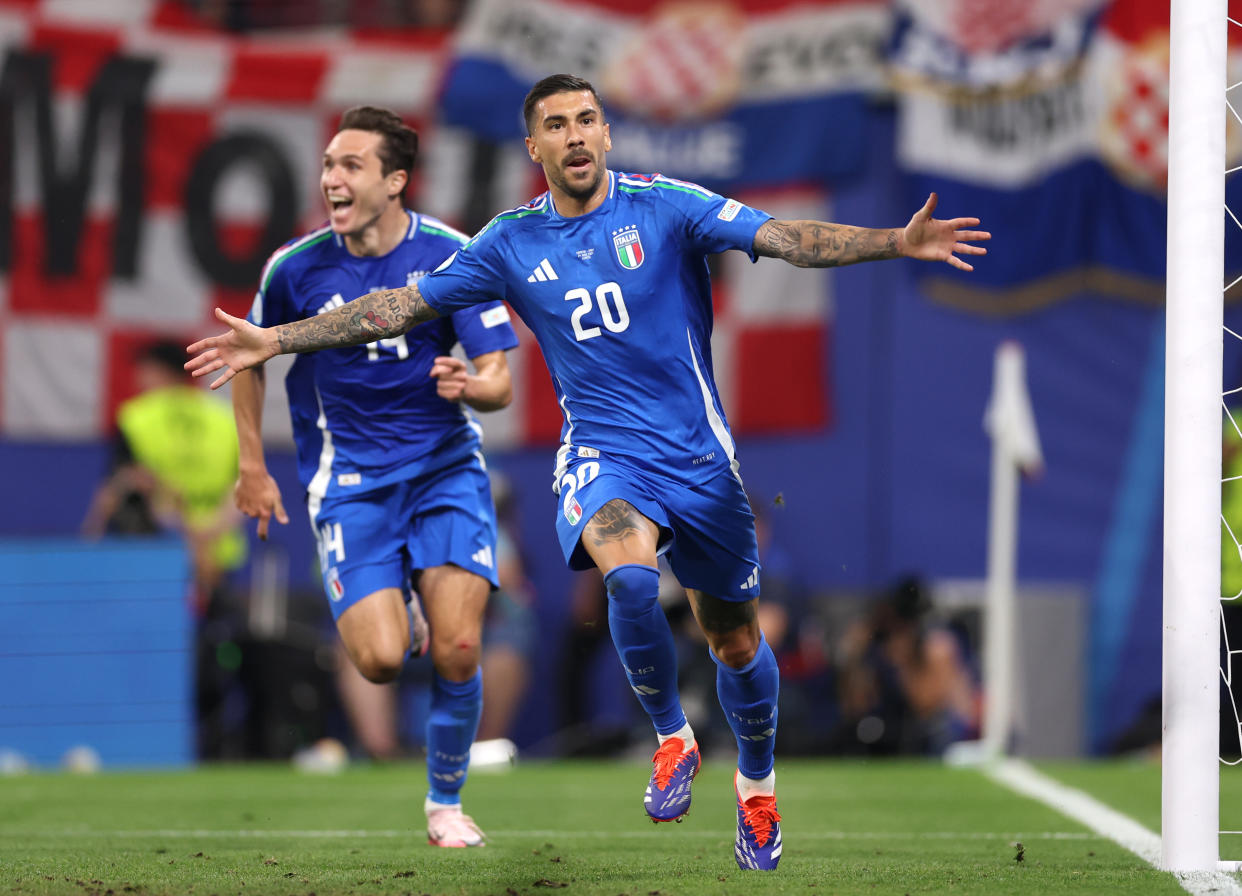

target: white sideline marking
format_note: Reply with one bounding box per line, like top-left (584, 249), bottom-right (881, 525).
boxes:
top-left (989, 759), bottom-right (1242, 896)
top-left (17, 828), bottom-right (1099, 841)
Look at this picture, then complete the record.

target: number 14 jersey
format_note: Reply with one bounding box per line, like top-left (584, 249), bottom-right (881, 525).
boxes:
top-left (418, 171), bottom-right (771, 486)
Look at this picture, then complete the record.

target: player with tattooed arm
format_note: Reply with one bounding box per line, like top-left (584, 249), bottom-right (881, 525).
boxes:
top-left (189, 75), bottom-right (989, 870)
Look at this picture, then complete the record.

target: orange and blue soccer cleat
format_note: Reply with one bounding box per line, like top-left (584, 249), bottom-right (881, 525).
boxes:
top-left (734, 773), bottom-right (782, 870)
top-left (644, 737), bottom-right (700, 822)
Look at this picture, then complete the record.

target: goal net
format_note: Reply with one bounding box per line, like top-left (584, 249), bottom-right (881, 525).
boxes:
top-left (1220, 7), bottom-right (1242, 863)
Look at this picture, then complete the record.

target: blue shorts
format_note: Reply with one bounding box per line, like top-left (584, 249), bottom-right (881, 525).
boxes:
top-left (308, 455), bottom-right (500, 620)
top-left (554, 456), bottom-right (761, 602)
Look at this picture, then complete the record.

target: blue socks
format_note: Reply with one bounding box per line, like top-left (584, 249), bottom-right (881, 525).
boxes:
top-left (714, 634), bottom-right (779, 779)
top-left (426, 669), bottom-right (482, 806)
top-left (604, 564), bottom-right (686, 735)
top-left (604, 562), bottom-right (778, 776)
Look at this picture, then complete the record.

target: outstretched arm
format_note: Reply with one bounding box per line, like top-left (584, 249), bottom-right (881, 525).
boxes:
top-left (753, 193), bottom-right (990, 271)
top-left (185, 284), bottom-right (440, 389)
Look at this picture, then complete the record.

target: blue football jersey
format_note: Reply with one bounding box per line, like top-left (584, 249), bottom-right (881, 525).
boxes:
top-left (418, 171), bottom-right (771, 486)
top-left (250, 210), bottom-right (519, 498)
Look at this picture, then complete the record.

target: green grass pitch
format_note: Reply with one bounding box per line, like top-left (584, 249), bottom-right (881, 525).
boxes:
top-left (0, 757), bottom-right (1233, 895)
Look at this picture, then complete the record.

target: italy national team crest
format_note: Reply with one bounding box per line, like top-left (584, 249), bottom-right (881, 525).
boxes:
top-left (564, 495), bottom-right (583, 526)
top-left (612, 225), bottom-right (644, 270)
top-left (327, 567), bottom-right (345, 602)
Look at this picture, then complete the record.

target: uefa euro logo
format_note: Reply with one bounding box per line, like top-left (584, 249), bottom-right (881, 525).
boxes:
top-left (612, 226), bottom-right (645, 270)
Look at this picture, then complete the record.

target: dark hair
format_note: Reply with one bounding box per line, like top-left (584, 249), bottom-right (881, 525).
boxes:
top-left (137, 339), bottom-right (188, 376)
top-left (522, 74), bottom-right (604, 135)
top-left (338, 105), bottom-right (419, 177)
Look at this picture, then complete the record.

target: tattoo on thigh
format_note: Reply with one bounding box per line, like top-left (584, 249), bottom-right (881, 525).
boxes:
top-left (690, 593), bottom-right (757, 633)
top-left (584, 499), bottom-right (646, 547)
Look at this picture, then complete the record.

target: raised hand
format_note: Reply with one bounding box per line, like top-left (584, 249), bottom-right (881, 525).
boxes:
top-left (185, 307), bottom-right (278, 389)
top-left (900, 193), bottom-right (991, 271)
top-left (430, 355), bottom-right (470, 402)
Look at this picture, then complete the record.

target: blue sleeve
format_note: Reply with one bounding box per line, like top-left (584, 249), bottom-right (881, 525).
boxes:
top-left (248, 252), bottom-right (296, 328)
top-left (666, 180), bottom-right (772, 262)
top-left (419, 225), bottom-right (508, 315)
top-left (452, 301), bottom-right (519, 359)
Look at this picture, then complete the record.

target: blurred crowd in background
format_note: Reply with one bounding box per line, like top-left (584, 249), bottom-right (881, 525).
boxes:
top-left (84, 353), bottom-right (986, 763)
top-left (3, 0), bottom-right (1236, 769)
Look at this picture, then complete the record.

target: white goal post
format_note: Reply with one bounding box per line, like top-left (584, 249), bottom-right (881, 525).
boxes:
top-left (1162, 0), bottom-right (1228, 874)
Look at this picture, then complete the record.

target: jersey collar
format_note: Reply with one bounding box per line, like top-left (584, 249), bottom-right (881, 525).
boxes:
top-left (546, 170), bottom-right (615, 221)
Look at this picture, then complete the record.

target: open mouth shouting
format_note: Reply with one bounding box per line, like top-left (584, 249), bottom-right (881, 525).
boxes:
top-left (326, 194), bottom-right (355, 223)
top-left (564, 152), bottom-right (594, 175)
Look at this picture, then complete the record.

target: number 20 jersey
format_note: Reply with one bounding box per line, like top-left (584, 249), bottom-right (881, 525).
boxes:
top-left (418, 171), bottom-right (771, 486)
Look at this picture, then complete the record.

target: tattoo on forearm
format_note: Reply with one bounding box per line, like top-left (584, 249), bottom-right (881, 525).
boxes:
top-left (275, 284), bottom-right (437, 354)
top-left (689, 592), bottom-right (758, 633)
top-left (584, 499), bottom-right (646, 547)
top-left (754, 219), bottom-right (899, 268)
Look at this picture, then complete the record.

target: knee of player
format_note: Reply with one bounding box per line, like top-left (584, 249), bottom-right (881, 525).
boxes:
top-left (431, 632), bottom-right (482, 672)
top-left (710, 632), bottom-right (761, 669)
top-left (603, 564), bottom-right (661, 616)
top-left (352, 645), bottom-right (405, 683)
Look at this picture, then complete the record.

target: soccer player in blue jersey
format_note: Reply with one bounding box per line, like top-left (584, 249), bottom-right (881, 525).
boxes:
top-left (229, 106), bottom-right (519, 848)
top-left (189, 75), bottom-right (990, 870)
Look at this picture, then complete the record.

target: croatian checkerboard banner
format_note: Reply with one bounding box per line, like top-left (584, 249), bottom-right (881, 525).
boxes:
top-left (440, 0), bottom-right (889, 193)
top-left (890, 0), bottom-right (1242, 311)
top-left (0, 0), bottom-right (886, 448)
top-left (0, 0), bottom-right (451, 445)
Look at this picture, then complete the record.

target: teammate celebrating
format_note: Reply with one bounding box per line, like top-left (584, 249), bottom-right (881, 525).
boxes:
top-left (230, 106), bottom-right (518, 848)
top-left (188, 76), bottom-right (989, 870)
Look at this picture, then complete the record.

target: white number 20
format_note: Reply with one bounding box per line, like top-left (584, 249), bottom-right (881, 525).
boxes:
top-left (565, 281), bottom-right (630, 342)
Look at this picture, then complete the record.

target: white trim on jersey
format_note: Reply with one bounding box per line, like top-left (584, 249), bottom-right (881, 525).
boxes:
top-left (306, 385), bottom-right (337, 501)
top-left (471, 194), bottom-right (551, 245)
top-left (464, 408), bottom-right (485, 448)
top-left (256, 224), bottom-right (332, 301)
top-left (686, 329), bottom-right (742, 482)
top-left (616, 172), bottom-right (714, 199)
top-left (406, 210), bottom-right (419, 240)
top-left (552, 389), bottom-right (575, 494)
top-left (307, 491), bottom-right (322, 534)
top-left (419, 213), bottom-right (471, 242)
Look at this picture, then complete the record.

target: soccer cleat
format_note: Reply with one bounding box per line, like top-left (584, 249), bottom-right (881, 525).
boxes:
top-left (734, 774), bottom-right (782, 870)
top-left (644, 737), bottom-right (700, 822)
top-left (407, 597), bottom-right (430, 659)
top-left (426, 803), bottom-right (486, 848)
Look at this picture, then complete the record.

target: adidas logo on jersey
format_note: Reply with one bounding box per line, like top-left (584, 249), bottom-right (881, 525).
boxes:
top-left (527, 258), bottom-right (558, 282)
top-left (740, 566), bottom-right (759, 591)
top-left (317, 293), bottom-right (346, 315)
top-left (471, 546), bottom-right (494, 569)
